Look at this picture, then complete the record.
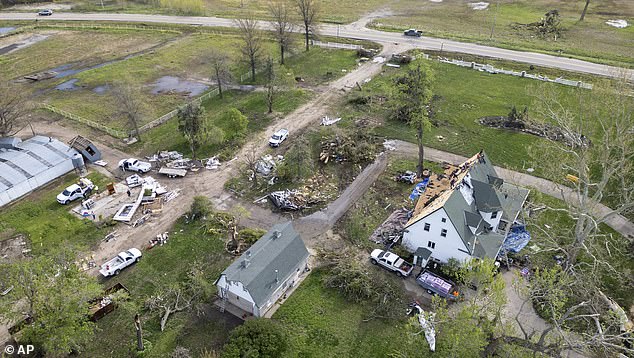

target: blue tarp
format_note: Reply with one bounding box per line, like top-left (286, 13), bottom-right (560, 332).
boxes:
top-left (409, 177), bottom-right (430, 201)
top-left (499, 225), bottom-right (531, 256)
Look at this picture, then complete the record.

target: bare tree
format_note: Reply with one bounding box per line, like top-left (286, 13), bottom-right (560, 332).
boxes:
top-left (295, 0), bottom-right (318, 51)
top-left (529, 76), bottom-right (634, 269)
top-left (113, 84), bottom-right (143, 141)
top-left (210, 51), bottom-right (232, 99)
top-left (235, 17), bottom-right (262, 82)
top-left (579, 0), bottom-right (590, 21)
top-left (269, 1), bottom-right (294, 64)
top-left (263, 56), bottom-right (277, 114)
top-left (243, 144), bottom-right (260, 187)
top-left (0, 82), bottom-right (30, 138)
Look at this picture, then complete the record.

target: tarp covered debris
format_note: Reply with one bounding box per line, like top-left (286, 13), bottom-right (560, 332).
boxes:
top-left (499, 225), bottom-right (531, 256)
top-left (409, 177), bottom-right (430, 201)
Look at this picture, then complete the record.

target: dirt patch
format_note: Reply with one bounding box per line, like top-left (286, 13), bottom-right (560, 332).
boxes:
top-left (151, 76), bottom-right (208, 97)
top-left (5, 2), bottom-right (73, 10)
top-left (0, 33), bottom-right (48, 55)
top-left (0, 235), bottom-right (29, 263)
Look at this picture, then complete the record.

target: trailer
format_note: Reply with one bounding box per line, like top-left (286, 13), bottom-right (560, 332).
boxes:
top-left (158, 167), bottom-right (187, 178)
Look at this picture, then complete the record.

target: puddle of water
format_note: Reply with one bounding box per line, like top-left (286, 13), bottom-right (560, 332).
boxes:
top-left (0, 34), bottom-right (48, 56)
top-left (0, 27), bottom-right (16, 35)
top-left (55, 79), bottom-right (80, 91)
top-left (93, 85), bottom-right (109, 94)
top-left (0, 44), bottom-right (19, 55)
top-left (151, 76), bottom-right (208, 97)
top-left (52, 54), bottom-right (137, 79)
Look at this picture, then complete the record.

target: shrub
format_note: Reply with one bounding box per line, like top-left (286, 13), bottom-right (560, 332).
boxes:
top-left (221, 319), bottom-right (288, 358)
top-left (239, 228), bottom-right (266, 245)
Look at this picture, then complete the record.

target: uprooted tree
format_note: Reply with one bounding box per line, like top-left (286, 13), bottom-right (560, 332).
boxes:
top-left (0, 249), bottom-right (102, 357)
top-left (145, 264), bottom-right (215, 331)
top-left (391, 58), bottom-right (434, 177)
top-left (0, 82), bottom-right (30, 137)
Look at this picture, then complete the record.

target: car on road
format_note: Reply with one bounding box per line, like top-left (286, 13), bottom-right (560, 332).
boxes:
top-left (37, 9), bottom-right (53, 16)
top-left (99, 248), bottom-right (142, 277)
top-left (403, 29), bottom-right (423, 37)
top-left (57, 178), bottom-right (95, 205)
top-left (370, 249), bottom-right (414, 277)
top-left (269, 128), bottom-right (289, 147)
top-left (118, 158), bottom-right (152, 173)
top-left (415, 269), bottom-right (460, 300)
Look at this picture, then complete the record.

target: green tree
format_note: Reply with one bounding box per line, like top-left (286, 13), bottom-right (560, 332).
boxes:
top-left (221, 319), bottom-right (288, 358)
top-left (177, 103), bottom-right (221, 159)
top-left (392, 59), bottom-right (434, 176)
top-left (269, 0), bottom-right (294, 64)
top-left (0, 251), bottom-right (102, 357)
top-left (277, 134), bottom-right (313, 182)
top-left (223, 108), bottom-right (248, 140)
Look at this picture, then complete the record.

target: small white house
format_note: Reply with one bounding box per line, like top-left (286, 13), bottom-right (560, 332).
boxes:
top-left (402, 152), bottom-right (529, 264)
top-left (216, 222), bottom-right (309, 318)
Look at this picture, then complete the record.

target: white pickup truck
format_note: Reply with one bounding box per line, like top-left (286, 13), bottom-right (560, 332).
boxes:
top-left (99, 248), bottom-right (142, 277)
top-left (370, 249), bottom-right (415, 277)
top-left (119, 158), bottom-right (152, 173)
top-left (57, 178), bottom-right (95, 205)
top-left (269, 128), bottom-right (289, 147)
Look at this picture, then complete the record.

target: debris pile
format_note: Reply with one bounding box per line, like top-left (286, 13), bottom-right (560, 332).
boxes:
top-left (390, 54), bottom-right (413, 65)
top-left (205, 157), bottom-right (221, 170)
top-left (479, 116), bottom-right (591, 148)
top-left (395, 171), bottom-right (418, 184)
top-left (369, 208), bottom-right (411, 246)
top-left (320, 116), bottom-right (342, 126)
top-left (319, 133), bottom-right (379, 164)
top-left (357, 47), bottom-right (378, 58)
top-left (255, 154), bottom-right (284, 176)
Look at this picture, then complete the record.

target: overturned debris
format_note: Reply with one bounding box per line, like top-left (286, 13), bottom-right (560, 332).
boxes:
top-left (395, 171), bottom-right (418, 184)
top-left (479, 116), bottom-right (591, 148)
top-left (320, 116), bottom-right (342, 126)
top-left (205, 157), bottom-right (221, 170)
top-left (255, 155), bottom-right (283, 176)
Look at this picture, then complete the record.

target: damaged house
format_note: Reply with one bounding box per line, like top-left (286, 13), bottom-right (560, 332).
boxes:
top-left (402, 152), bottom-right (529, 264)
top-left (216, 222), bottom-right (310, 318)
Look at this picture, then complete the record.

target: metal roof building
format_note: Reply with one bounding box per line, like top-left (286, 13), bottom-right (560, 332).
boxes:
top-left (0, 136), bottom-right (80, 207)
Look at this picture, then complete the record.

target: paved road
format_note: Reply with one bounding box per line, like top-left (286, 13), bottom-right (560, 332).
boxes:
top-left (0, 12), bottom-right (632, 80)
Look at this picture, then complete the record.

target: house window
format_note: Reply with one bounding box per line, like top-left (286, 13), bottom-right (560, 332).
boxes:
top-left (427, 241), bottom-right (436, 249)
top-left (491, 211), bottom-right (498, 219)
top-left (440, 229), bottom-right (447, 237)
top-left (424, 223), bottom-right (430, 231)
top-left (441, 218), bottom-right (447, 223)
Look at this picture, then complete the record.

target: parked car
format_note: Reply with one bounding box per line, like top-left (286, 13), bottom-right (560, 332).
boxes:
top-left (118, 158), bottom-right (152, 173)
top-left (37, 9), bottom-right (53, 16)
top-left (56, 178), bottom-right (95, 205)
top-left (416, 269), bottom-right (460, 300)
top-left (99, 248), bottom-right (142, 277)
top-left (370, 249), bottom-right (414, 277)
top-left (403, 29), bottom-right (423, 37)
top-left (269, 128), bottom-right (289, 147)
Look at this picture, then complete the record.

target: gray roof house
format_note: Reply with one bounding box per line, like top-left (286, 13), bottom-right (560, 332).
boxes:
top-left (0, 136), bottom-right (80, 208)
top-left (402, 151), bottom-right (530, 263)
top-left (216, 222), bottom-right (310, 318)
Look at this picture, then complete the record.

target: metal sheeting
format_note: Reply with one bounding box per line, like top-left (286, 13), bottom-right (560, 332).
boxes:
top-left (0, 136), bottom-right (78, 207)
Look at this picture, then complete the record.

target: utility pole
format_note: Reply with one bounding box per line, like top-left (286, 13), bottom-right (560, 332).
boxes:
top-left (489, 0), bottom-right (500, 40)
top-left (135, 314), bottom-right (144, 352)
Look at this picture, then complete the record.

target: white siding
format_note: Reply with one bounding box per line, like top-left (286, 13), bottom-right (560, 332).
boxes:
top-left (216, 275), bottom-right (257, 314)
top-left (403, 208), bottom-right (470, 263)
top-left (479, 210), bottom-right (502, 231)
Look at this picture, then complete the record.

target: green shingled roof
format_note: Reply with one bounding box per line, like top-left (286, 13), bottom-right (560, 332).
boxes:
top-left (221, 222), bottom-right (309, 308)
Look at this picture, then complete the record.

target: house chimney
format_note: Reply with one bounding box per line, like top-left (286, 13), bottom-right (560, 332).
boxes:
top-left (272, 230), bottom-right (282, 239)
top-left (275, 269), bottom-right (279, 283)
top-left (241, 259), bottom-right (250, 268)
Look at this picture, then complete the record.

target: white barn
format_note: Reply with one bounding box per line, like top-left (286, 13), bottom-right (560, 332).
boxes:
top-left (403, 152), bottom-right (529, 264)
top-left (216, 222), bottom-right (309, 318)
top-left (0, 136), bottom-right (80, 208)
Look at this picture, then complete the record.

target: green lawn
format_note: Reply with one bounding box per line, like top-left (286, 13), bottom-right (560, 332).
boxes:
top-left (0, 171), bottom-right (110, 256)
top-left (371, 0), bottom-right (634, 68)
top-left (273, 270), bottom-right (413, 357)
top-left (339, 57), bottom-right (582, 174)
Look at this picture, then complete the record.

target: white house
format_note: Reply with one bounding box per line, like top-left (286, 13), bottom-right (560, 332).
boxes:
top-left (216, 222), bottom-right (309, 318)
top-left (402, 151), bottom-right (529, 264)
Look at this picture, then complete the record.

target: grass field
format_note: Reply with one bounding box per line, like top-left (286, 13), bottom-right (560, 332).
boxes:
top-left (338, 57), bottom-right (584, 174)
top-left (273, 270), bottom-right (413, 357)
top-left (30, 31), bottom-right (358, 132)
top-left (371, 0), bottom-right (634, 67)
top-left (0, 171), bottom-right (109, 256)
top-left (0, 29), bottom-right (175, 80)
